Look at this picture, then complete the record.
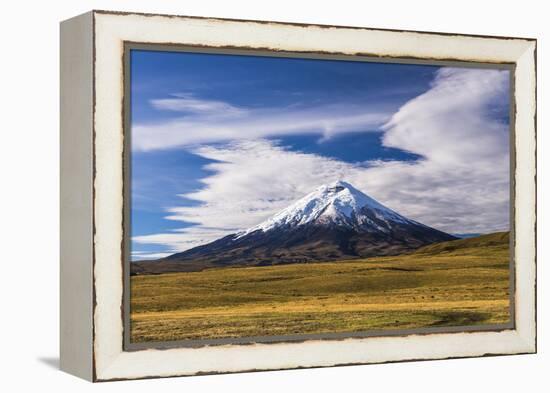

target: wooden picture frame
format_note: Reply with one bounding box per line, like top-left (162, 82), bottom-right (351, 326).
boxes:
top-left (60, 10), bottom-right (536, 381)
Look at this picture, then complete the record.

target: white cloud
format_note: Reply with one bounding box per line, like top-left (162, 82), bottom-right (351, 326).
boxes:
top-left (359, 68), bottom-right (510, 232)
top-left (133, 67), bottom-right (510, 253)
top-left (131, 251), bottom-right (174, 260)
top-left (167, 140), bottom-right (355, 228)
top-left (132, 97), bottom-right (390, 151)
top-left (150, 93), bottom-right (247, 117)
top-left (133, 226), bottom-right (232, 254)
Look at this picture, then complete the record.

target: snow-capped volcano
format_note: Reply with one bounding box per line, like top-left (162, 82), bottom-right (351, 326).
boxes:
top-left (132, 181), bottom-right (456, 275)
top-left (237, 181), bottom-right (417, 237)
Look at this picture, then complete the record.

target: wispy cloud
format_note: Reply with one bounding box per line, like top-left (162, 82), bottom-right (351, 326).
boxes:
top-left (133, 226), bottom-right (233, 254)
top-left (150, 93), bottom-right (247, 117)
top-left (131, 251), bottom-right (174, 260)
top-left (132, 96), bottom-right (390, 151)
top-left (133, 68), bottom-right (510, 253)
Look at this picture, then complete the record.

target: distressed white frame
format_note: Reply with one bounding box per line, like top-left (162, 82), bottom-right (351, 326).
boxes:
top-left (61, 10), bottom-right (536, 381)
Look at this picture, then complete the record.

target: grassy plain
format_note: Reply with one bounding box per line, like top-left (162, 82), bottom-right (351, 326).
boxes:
top-left (130, 232), bottom-right (511, 343)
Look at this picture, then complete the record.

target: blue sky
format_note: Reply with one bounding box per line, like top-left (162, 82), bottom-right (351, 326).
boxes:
top-left (130, 49), bottom-right (510, 260)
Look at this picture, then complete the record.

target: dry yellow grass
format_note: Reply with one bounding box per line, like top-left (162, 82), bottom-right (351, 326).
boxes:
top-left (130, 232), bottom-right (511, 343)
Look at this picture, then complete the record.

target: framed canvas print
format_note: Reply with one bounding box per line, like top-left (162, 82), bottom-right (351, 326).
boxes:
top-left (60, 10), bottom-right (537, 381)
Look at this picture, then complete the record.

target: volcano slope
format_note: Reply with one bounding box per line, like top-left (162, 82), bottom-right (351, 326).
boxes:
top-left (132, 181), bottom-right (456, 275)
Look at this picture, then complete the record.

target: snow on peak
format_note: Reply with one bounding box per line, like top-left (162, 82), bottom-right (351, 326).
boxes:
top-left (237, 180), bottom-right (412, 237)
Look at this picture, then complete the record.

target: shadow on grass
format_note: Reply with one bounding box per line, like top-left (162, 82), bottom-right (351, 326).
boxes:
top-left (429, 311), bottom-right (490, 327)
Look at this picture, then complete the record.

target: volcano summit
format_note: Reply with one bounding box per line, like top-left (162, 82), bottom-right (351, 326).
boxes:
top-left (131, 181), bottom-right (456, 274)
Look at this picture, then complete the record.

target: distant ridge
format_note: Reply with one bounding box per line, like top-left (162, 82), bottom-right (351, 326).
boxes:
top-left (413, 231), bottom-right (509, 255)
top-left (132, 181), bottom-right (457, 275)
top-left (451, 233), bottom-right (483, 239)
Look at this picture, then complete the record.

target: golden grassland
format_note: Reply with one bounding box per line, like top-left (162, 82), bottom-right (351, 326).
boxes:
top-left (130, 232), bottom-right (511, 343)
